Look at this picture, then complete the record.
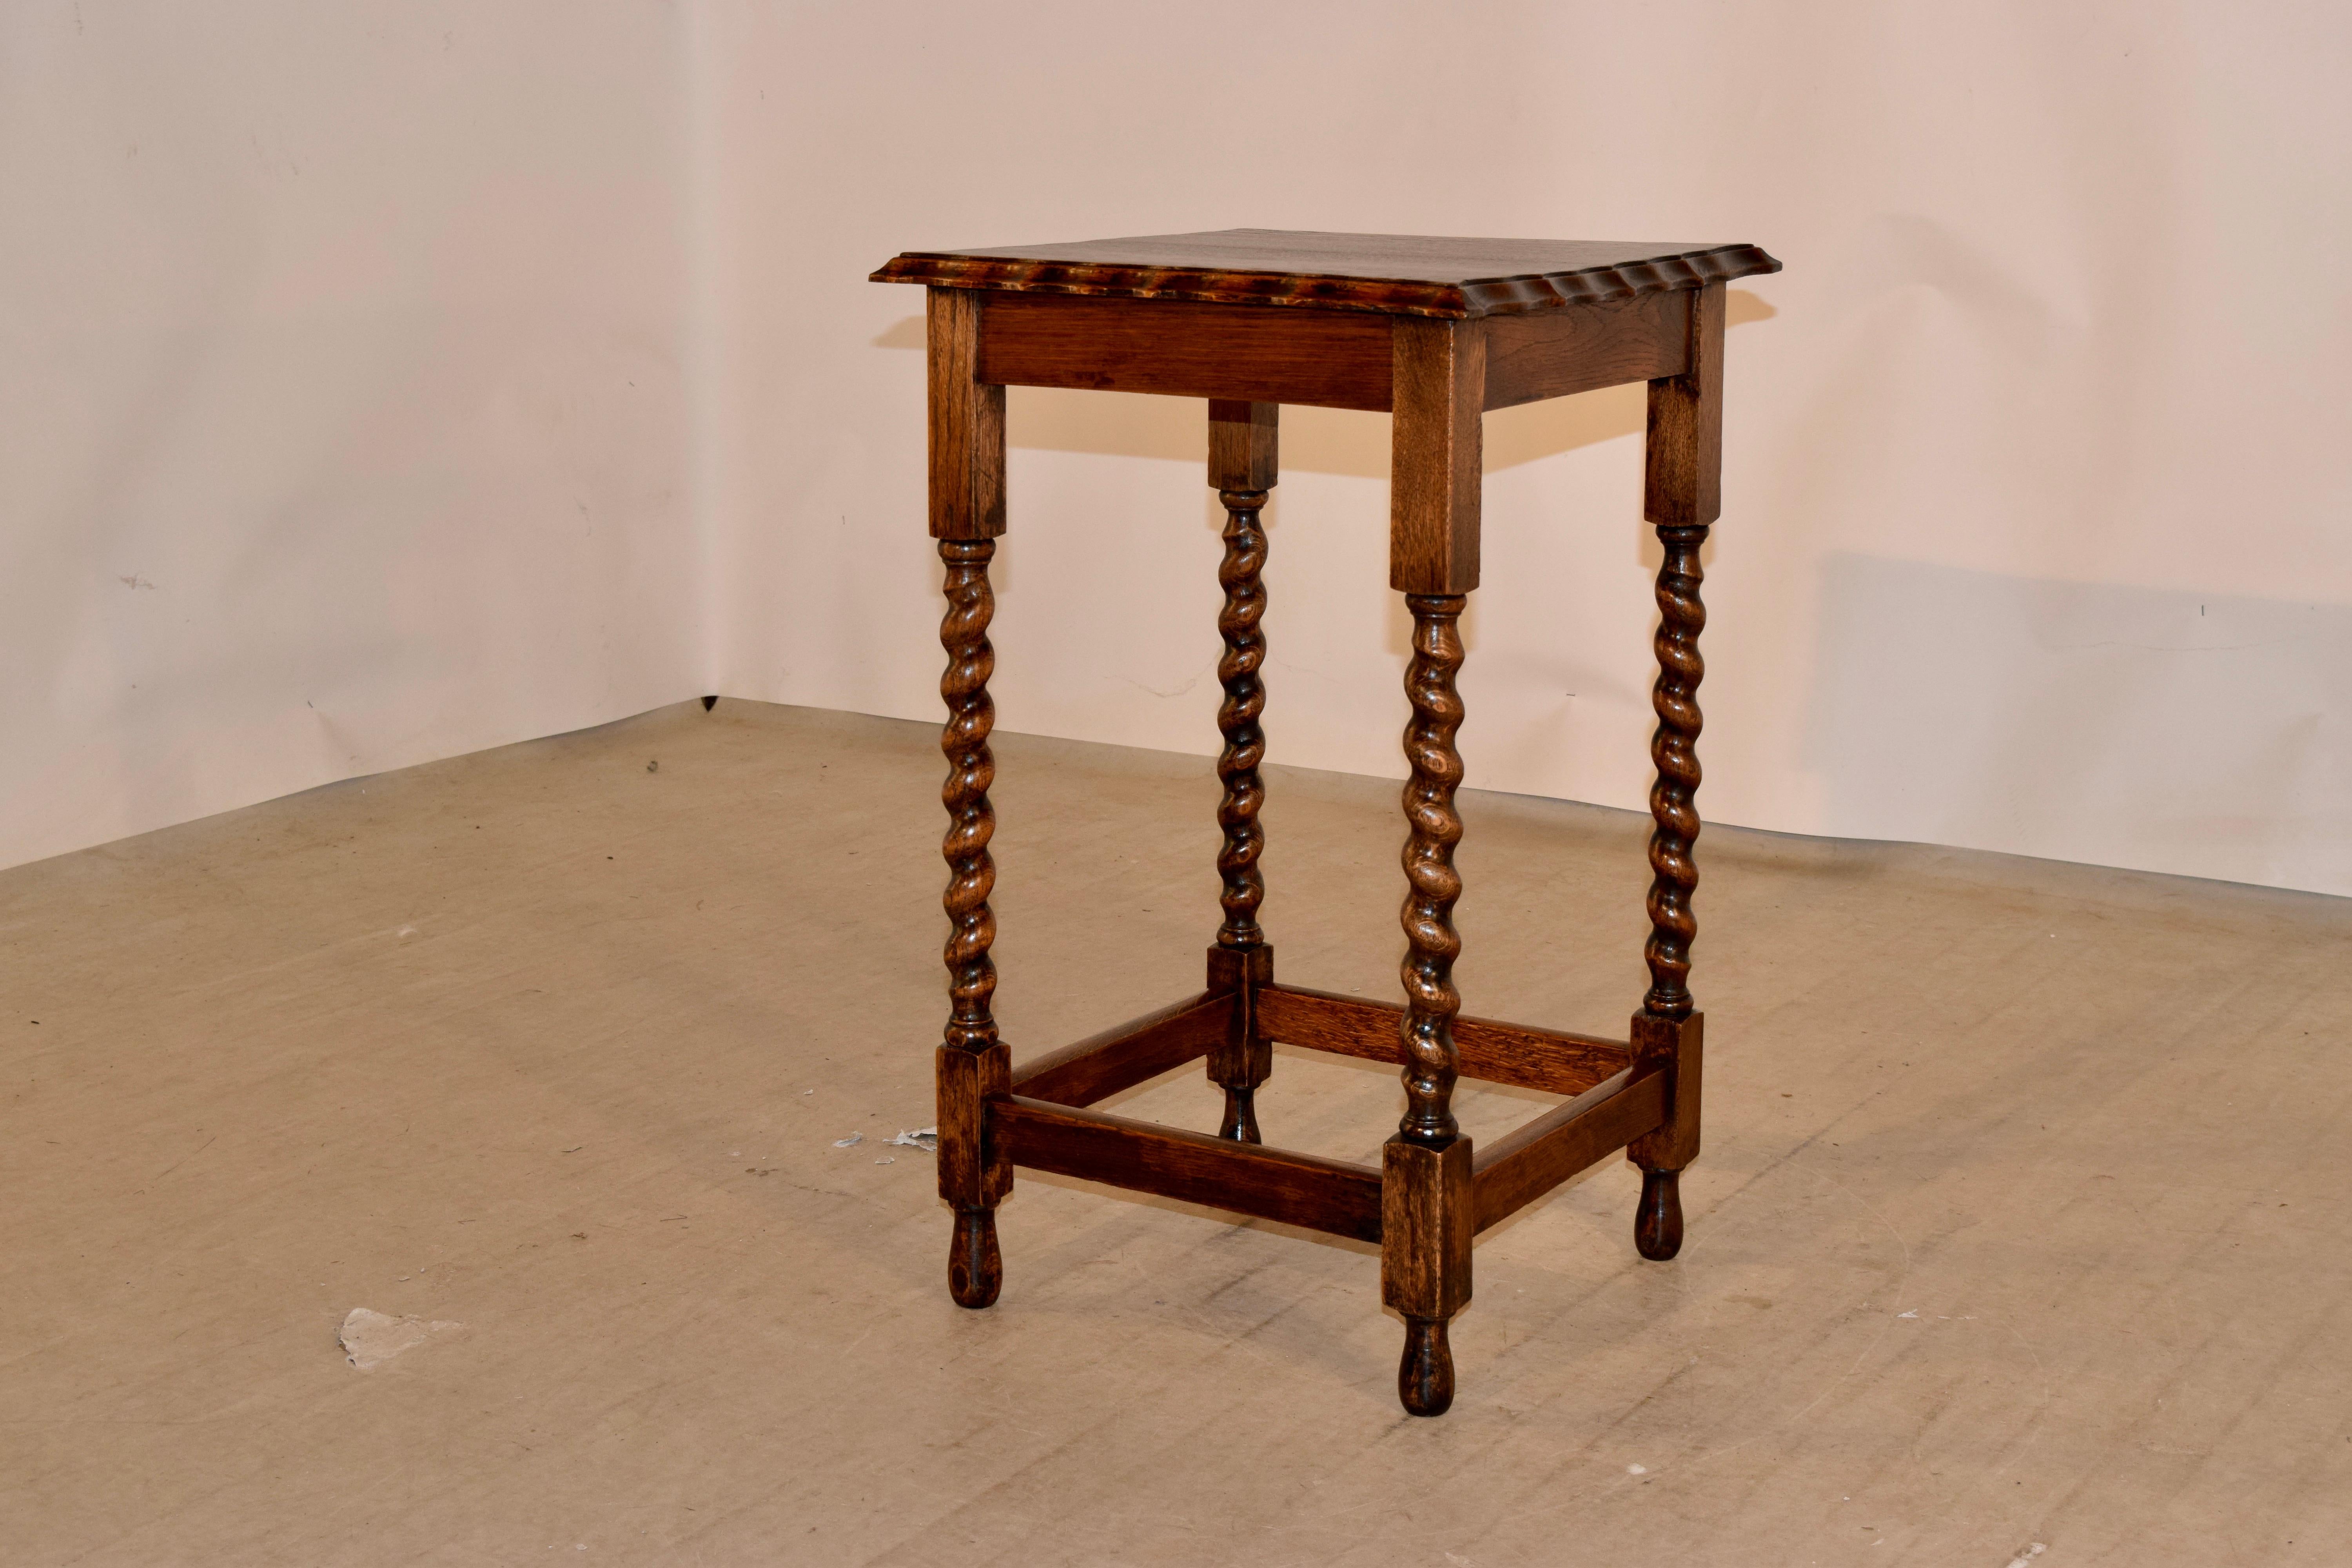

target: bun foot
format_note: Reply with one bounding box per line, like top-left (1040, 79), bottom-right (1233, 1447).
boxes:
top-left (1219, 1086), bottom-right (1262, 1144)
top-left (1397, 1317), bottom-right (1455, 1416)
top-left (948, 1207), bottom-right (1002, 1308)
top-left (1635, 1167), bottom-right (1684, 1261)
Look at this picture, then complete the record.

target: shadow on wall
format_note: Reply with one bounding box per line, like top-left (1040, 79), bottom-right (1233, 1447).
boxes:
top-left (1806, 553), bottom-right (2352, 896)
top-left (870, 290), bottom-right (1776, 477)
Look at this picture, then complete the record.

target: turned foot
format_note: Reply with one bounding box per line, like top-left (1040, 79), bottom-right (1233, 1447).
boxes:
top-left (1635, 1167), bottom-right (1684, 1260)
top-left (948, 1207), bottom-right (1002, 1307)
top-left (1219, 1085), bottom-right (1262, 1143)
top-left (1397, 1317), bottom-right (1455, 1416)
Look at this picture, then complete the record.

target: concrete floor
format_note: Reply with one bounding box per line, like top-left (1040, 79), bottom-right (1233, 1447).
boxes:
top-left (4, 699), bottom-right (2348, 1566)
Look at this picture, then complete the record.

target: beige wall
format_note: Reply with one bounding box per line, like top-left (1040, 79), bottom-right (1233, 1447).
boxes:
top-left (8, 3), bottom-right (2350, 895)
top-left (1, 3), bottom-right (705, 869)
top-left (705, 0), bottom-right (2352, 895)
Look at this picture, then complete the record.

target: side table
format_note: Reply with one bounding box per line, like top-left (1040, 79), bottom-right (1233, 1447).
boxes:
top-left (871, 230), bottom-right (1781, 1416)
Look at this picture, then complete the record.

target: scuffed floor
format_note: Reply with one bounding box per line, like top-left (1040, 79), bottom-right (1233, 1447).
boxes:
top-left (3, 700), bottom-right (2347, 1565)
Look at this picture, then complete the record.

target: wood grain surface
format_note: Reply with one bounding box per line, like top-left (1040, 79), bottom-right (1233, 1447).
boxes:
top-left (1381, 1134), bottom-right (1474, 1417)
top-left (1207, 399), bottom-right (1279, 492)
top-left (976, 292), bottom-right (1394, 409)
top-left (877, 229), bottom-right (1781, 319)
top-left (1007, 992), bottom-right (1227, 1108)
top-left (1257, 985), bottom-right (1630, 1096)
top-left (1644, 281), bottom-right (1725, 526)
top-left (1626, 1010), bottom-right (1703, 1172)
top-left (1390, 326), bottom-right (1483, 592)
top-left (925, 289), bottom-right (1004, 539)
top-left (1483, 289), bottom-right (1690, 410)
top-left (1641, 523), bottom-right (1708, 1018)
top-left (993, 1094), bottom-right (1383, 1242)
top-left (1394, 592), bottom-right (1471, 1143)
top-left (1471, 1063), bottom-right (1667, 1233)
top-left (1204, 944), bottom-right (1276, 1142)
top-left (935, 538), bottom-right (1000, 1053)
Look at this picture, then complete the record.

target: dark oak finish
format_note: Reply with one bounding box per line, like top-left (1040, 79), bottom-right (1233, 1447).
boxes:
top-left (935, 539), bottom-right (1000, 1056)
top-left (1381, 1136), bottom-right (1474, 1416)
top-left (1390, 322), bottom-right (1483, 593)
top-left (1383, 587), bottom-right (1475, 1416)
top-left (1484, 289), bottom-right (1690, 410)
top-left (1013, 980), bottom-right (1637, 1110)
top-left (877, 229), bottom-right (1782, 319)
top-left (1204, 944), bottom-right (1275, 1141)
top-left (1205, 412), bottom-right (1279, 1143)
top-left (1472, 1064), bottom-right (1668, 1233)
top-left (978, 293), bottom-right (1393, 410)
top-left (1626, 1012), bottom-right (1704, 1260)
top-left (1210, 414), bottom-right (1274, 953)
top-left (926, 289), bottom-right (1004, 539)
top-left (963, 287), bottom-right (1701, 419)
top-left (1208, 398), bottom-right (1279, 491)
top-left (1626, 1011), bottom-right (1704, 1172)
top-left (936, 1042), bottom-right (1011, 1307)
top-left (1641, 522), bottom-right (1708, 1020)
top-left (1645, 281), bottom-right (1726, 526)
top-left (1634, 1169), bottom-right (1683, 1261)
top-left (933, 526), bottom-right (1007, 1309)
top-left (1009, 993), bottom-right (1226, 1107)
top-left (890, 229), bottom-right (1771, 1414)
top-left (1394, 594), bottom-right (1470, 1143)
top-left (1256, 985), bottom-right (1631, 1097)
top-left (1625, 276), bottom-right (1724, 1265)
top-left (994, 1095), bottom-right (1383, 1243)
top-left (1637, 287), bottom-right (1723, 1016)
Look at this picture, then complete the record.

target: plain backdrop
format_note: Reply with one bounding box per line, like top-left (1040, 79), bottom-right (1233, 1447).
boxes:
top-left (5, 1), bottom-right (2348, 894)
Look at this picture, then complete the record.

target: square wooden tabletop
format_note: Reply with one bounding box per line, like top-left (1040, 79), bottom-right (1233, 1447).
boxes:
top-left (873, 228), bottom-right (1780, 318)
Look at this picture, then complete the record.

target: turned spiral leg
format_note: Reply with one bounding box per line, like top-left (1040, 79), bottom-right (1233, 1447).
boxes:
top-left (1214, 488), bottom-right (1270, 955)
top-left (1379, 321), bottom-right (1483, 1416)
top-left (1382, 593), bottom-right (1474, 1417)
top-left (1205, 402), bottom-right (1278, 1142)
top-left (939, 541), bottom-right (1000, 1058)
top-left (1396, 595), bottom-right (1468, 1150)
top-left (935, 537), bottom-right (1011, 1307)
top-left (1626, 528), bottom-right (1708, 1261)
top-left (1642, 529), bottom-right (1706, 1025)
top-left (927, 289), bottom-right (1012, 1306)
top-left (1628, 281), bottom-right (1724, 1262)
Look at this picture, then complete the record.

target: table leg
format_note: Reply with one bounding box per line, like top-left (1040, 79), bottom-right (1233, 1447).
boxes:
top-left (1206, 401), bottom-right (1278, 1142)
top-left (927, 287), bottom-right (1012, 1308)
top-left (936, 538), bottom-right (1012, 1305)
top-left (1626, 281), bottom-right (1724, 1259)
top-left (1385, 592), bottom-right (1474, 1414)
top-left (1381, 318), bottom-right (1484, 1415)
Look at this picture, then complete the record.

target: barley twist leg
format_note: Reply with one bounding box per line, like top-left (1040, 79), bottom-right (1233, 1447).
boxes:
top-left (1642, 527), bottom-right (1706, 1022)
top-left (1211, 486), bottom-right (1273, 1140)
top-left (1397, 594), bottom-right (1468, 1149)
top-left (938, 538), bottom-right (1006, 1305)
top-left (1631, 524), bottom-right (1708, 1261)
